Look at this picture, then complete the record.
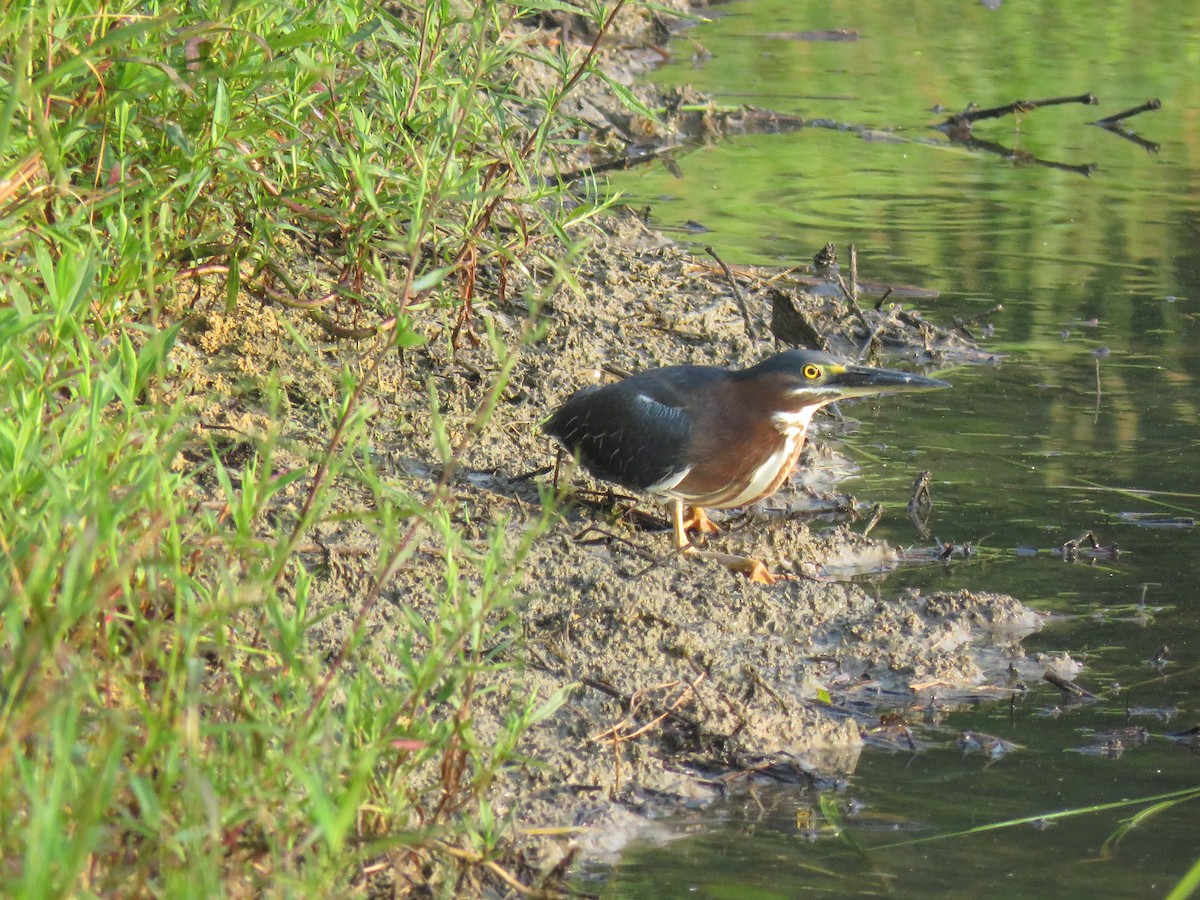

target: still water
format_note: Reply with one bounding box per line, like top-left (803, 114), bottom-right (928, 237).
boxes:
top-left (600, 0), bottom-right (1199, 895)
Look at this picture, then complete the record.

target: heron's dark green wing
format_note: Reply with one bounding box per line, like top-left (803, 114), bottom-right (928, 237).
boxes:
top-left (545, 366), bottom-right (725, 493)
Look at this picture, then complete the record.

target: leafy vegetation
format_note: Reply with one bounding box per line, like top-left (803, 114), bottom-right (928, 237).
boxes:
top-left (0, 0), bottom-right (636, 892)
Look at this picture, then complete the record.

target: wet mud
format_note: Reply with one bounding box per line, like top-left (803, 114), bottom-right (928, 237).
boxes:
top-left (165, 2), bottom-right (1053, 877)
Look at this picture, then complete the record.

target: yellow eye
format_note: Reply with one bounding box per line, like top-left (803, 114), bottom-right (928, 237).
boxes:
top-left (802, 364), bottom-right (822, 380)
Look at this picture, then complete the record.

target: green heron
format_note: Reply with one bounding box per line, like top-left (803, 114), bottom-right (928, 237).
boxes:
top-left (545, 349), bottom-right (950, 583)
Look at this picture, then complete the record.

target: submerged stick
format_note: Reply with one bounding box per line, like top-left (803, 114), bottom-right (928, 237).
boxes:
top-left (942, 93), bottom-right (1098, 127)
top-left (1044, 671), bottom-right (1095, 698)
top-left (1090, 99), bottom-right (1162, 153)
top-left (1093, 98), bottom-right (1161, 126)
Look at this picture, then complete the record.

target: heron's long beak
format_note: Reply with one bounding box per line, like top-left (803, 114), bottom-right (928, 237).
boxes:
top-left (830, 364), bottom-right (951, 398)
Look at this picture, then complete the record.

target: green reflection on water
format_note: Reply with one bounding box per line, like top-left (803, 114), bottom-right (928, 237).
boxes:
top-left (601, 0), bottom-right (1200, 896)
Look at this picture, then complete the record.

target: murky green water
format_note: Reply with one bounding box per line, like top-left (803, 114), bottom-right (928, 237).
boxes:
top-left (599, 0), bottom-right (1200, 895)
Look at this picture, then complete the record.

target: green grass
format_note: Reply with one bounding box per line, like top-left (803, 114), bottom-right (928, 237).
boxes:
top-left (0, 0), bottom-right (640, 893)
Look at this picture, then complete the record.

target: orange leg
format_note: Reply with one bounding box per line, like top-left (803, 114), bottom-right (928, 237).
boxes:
top-left (671, 501), bottom-right (778, 585)
top-left (672, 502), bottom-right (719, 549)
top-left (671, 501), bottom-right (692, 550)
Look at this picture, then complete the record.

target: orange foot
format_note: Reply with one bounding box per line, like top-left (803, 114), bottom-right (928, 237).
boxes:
top-left (669, 502), bottom-right (781, 584)
top-left (680, 506), bottom-right (721, 536)
top-left (694, 549), bottom-right (779, 585)
top-left (676, 547), bottom-right (777, 588)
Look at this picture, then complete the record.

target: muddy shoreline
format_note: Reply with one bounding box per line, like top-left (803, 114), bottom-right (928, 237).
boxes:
top-left (169, 3), bottom-right (1049, 884)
